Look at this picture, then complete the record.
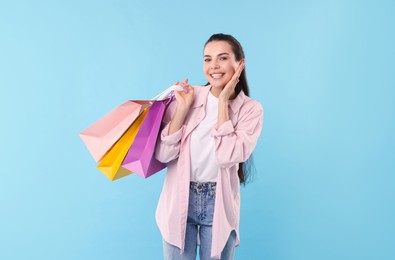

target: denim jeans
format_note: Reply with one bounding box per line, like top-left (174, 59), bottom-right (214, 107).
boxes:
top-left (163, 182), bottom-right (236, 260)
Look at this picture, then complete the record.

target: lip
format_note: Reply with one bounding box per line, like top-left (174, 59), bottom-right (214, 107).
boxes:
top-left (209, 73), bottom-right (225, 79)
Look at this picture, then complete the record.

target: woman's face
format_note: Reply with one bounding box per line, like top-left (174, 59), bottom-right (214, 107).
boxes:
top-left (203, 40), bottom-right (240, 90)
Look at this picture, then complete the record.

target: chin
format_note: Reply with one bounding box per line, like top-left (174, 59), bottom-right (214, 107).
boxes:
top-left (208, 79), bottom-right (228, 89)
top-left (209, 83), bottom-right (225, 89)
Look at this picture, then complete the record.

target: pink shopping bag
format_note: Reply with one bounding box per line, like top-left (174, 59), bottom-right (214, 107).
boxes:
top-left (80, 100), bottom-right (150, 162)
top-left (121, 99), bottom-right (171, 178)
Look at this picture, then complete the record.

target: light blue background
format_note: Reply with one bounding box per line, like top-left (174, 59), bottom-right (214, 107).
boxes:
top-left (1, 0), bottom-right (394, 259)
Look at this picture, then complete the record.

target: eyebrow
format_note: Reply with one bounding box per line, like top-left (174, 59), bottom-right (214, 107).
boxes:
top-left (204, 52), bottom-right (230, 57)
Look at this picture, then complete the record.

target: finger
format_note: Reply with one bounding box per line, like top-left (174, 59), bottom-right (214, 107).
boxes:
top-left (232, 71), bottom-right (241, 81)
top-left (237, 61), bottom-right (245, 75)
top-left (237, 59), bottom-right (245, 70)
top-left (182, 80), bottom-right (190, 89)
top-left (174, 90), bottom-right (181, 98)
top-left (174, 81), bottom-right (179, 85)
top-left (230, 62), bottom-right (244, 81)
top-left (233, 68), bottom-right (243, 81)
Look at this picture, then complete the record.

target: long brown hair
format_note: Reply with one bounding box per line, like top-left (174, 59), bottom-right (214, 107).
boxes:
top-left (204, 33), bottom-right (254, 185)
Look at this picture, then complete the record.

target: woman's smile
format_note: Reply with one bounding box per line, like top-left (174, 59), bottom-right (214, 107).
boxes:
top-left (210, 73), bottom-right (225, 79)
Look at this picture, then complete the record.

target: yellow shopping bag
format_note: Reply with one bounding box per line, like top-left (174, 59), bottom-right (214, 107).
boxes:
top-left (97, 107), bottom-right (149, 181)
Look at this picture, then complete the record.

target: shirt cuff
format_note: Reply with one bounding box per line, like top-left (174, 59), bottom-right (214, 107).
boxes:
top-left (161, 123), bottom-right (184, 144)
top-left (211, 120), bottom-right (234, 137)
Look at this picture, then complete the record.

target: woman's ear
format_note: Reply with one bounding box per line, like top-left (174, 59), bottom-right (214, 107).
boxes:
top-left (236, 58), bottom-right (245, 66)
top-left (235, 59), bottom-right (245, 69)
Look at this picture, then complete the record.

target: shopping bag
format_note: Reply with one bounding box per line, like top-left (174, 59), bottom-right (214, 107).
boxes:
top-left (80, 100), bottom-right (150, 162)
top-left (151, 84), bottom-right (184, 100)
top-left (121, 99), bottom-right (171, 178)
top-left (96, 107), bottom-right (149, 181)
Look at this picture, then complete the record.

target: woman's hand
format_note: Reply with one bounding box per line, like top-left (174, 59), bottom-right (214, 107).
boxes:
top-left (219, 59), bottom-right (245, 101)
top-left (217, 60), bottom-right (244, 128)
top-left (173, 78), bottom-right (194, 112)
top-left (167, 79), bottom-right (194, 135)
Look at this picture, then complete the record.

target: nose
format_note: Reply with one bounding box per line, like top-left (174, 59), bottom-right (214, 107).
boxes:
top-left (210, 60), bottom-right (219, 69)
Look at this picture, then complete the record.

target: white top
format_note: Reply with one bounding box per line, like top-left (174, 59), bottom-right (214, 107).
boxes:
top-left (190, 91), bottom-right (219, 182)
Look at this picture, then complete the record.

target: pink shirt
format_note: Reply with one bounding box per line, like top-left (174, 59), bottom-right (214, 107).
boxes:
top-left (155, 85), bottom-right (264, 259)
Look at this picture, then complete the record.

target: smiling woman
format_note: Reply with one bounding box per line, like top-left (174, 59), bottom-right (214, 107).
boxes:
top-left (154, 33), bottom-right (264, 260)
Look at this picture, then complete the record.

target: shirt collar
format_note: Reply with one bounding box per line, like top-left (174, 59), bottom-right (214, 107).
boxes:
top-left (192, 85), bottom-right (245, 114)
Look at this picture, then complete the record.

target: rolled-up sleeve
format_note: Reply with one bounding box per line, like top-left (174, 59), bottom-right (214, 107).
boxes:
top-left (211, 102), bottom-right (264, 168)
top-left (155, 99), bottom-right (184, 163)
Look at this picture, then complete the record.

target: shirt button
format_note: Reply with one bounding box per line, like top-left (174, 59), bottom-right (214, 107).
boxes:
top-left (197, 184), bottom-right (202, 189)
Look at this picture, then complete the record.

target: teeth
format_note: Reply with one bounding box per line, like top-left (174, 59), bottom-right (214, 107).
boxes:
top-left (211, 74), bottom-right (224, 79)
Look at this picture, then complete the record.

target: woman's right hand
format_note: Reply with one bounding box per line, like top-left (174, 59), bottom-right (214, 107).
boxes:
top-left (173, 78), bottom-right (194, 112)
top-left (167, 79), bottom-right (194, 135)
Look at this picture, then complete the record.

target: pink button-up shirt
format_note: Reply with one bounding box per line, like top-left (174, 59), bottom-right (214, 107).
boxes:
top-left (155, 85), bottom-right (264, 259)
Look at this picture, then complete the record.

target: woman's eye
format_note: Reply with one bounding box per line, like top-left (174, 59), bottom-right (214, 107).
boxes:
top-left (204, 59), bottom-right (211, 62)
top-left (220, 57), bottom-right (227, 61)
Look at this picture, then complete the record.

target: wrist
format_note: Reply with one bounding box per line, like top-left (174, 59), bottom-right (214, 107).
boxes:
top-left (219, 89), bottom-right (234, 101)
top-left (175, 105), bottom-right (189, 117)
top-left (219, 95), bottom-right (230, 103)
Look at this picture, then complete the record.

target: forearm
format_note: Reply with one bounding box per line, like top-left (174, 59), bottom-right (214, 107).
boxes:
top-left (217, 99), bottom-right (229, 128)
top-left (168, 106), bottom-right (188, 135)
top-left (212, 104), bottom-right (264, 168)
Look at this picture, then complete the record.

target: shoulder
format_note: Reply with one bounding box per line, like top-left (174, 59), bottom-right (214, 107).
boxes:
top-left (190, 85), bottom-right (210, 107)
top-left (243, 95), bottom-right (263, 110)
top-left (192, 85), bottom-right (208, 95)
top-left (239, 94), bottom-right (264, 117)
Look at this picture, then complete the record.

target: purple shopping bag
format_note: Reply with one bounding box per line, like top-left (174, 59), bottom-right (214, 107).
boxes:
top-left (121, 99), bottom-right (171, 178)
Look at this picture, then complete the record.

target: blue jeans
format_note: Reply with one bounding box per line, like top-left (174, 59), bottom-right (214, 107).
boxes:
top-left (163, 182), bottom-right (236, 260)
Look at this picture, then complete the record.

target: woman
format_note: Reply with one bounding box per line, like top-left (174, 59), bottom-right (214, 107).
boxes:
top-left (155, 33), bottom-right (264, 260)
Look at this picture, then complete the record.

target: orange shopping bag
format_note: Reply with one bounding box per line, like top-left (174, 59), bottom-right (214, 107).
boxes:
top-left (96, 107), bottom-right (149, 181)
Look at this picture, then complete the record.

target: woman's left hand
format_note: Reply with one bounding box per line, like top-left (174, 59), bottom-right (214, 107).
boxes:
top-left (219, 59), bottom-right (245, 101)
